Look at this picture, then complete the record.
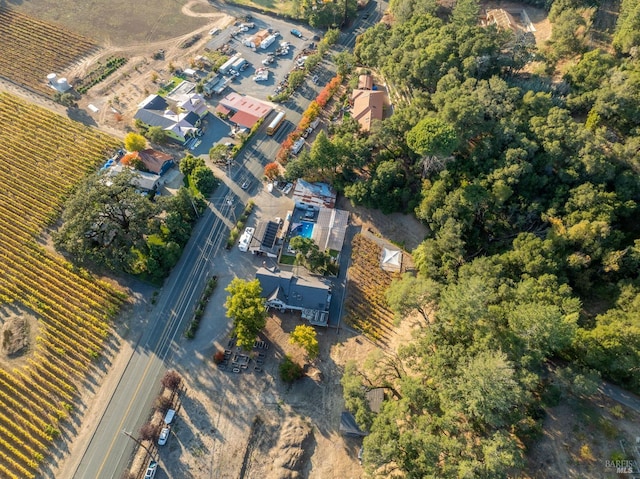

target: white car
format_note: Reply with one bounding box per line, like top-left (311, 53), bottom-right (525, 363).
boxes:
top-left (241, 179), bottom-right (251, 190)
top-left (158, 426), bottom-right (170, 446)
top-left (209, 27), bottom-right (220, 36)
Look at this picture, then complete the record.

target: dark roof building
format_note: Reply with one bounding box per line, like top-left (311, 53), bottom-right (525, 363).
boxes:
top-left (133, 94), bottom-right (204, 144)
top-left (255, 267), bottom-right (331, 326)
top-left (138, 94), bottom-right (169, 111)
top-left (249, 221), bottom-right (281, 257)
top-left (340, 412), bottom-right (367, 437)
top-left (366, 388), bottom-right (385, 413)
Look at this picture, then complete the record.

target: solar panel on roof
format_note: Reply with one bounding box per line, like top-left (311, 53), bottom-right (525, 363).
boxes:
top-left (261, 221), bottom-right (279, 248)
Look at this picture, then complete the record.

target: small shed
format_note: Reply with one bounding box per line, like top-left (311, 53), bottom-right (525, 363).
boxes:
top-left (366, 388), bottom-right (385, 414)
top-left (380, 247), bottom-right (402, 272)
top-left (183, 68), bottom-right (197, 78)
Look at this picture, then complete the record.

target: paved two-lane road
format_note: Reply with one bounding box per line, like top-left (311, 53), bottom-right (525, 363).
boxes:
top-left (69, 2), bottom-right (389, 477)
top-left (71, 193), bottom-right (236, 479)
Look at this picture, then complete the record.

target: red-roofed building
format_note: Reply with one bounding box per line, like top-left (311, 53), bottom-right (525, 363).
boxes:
top-left (351, 89), bottom-right (385, 132)
top-left (358, 74), bottom-right (373, 90)
top-left (215, 104), bottom-right (231, 116)
top-left (218, 93), bottom-right (273, 129)
top-left (121, 149), bottom-right (174, 175)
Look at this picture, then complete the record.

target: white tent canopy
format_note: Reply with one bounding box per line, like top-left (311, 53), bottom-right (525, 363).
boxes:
top-left (380, 247), bottom-right (402, 272)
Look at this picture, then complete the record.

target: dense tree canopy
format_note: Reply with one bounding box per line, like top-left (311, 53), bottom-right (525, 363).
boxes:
top-left (55, 169), bottom-right (160, 271)
top-left (332, 0), bottom-right (640, 476)
top-left (55, 170), bottom-right (204, 280)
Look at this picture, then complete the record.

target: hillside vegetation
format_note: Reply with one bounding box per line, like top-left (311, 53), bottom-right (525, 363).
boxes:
top-left (306, 0), bottom-right (640, 476)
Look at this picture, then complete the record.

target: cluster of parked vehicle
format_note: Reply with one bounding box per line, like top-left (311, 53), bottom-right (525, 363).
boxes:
top-left (141, 408), bottom-right (176, 478)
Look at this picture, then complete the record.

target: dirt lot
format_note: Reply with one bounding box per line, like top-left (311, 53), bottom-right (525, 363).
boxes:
top-left (143, 313), bottom-right (374, 479)
top-left (122, 198), bottom-right (430, 479)
top-left (10, 0), bottom-right (210, 46)
top-left (526, 393), bottom-right (640, 479)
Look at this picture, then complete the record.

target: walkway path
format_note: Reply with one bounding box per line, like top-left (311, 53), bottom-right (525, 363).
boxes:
top-left (600, 381), bottom-right (640, 414)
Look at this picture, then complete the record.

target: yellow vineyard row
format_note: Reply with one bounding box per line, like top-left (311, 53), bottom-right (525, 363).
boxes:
top-left (0, 92), bottom-right (123, 477)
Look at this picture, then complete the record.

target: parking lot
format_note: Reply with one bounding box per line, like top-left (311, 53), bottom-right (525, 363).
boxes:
top-left (204, 14), bottom-right (319, 100)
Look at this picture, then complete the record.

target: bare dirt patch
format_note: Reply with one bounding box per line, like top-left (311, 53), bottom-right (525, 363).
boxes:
top-left (128, 310), bottom-right (381, 479)
top-left (482, 1), bottom-right (552, 45)
top-left (10, 0), bottom-right (209, 46)
top-left (336, 196), bottom-right (428, 252)
top-left (526, 393), bottom-right (640, 479)
top-left (0, 302), bottom-right (40, 366)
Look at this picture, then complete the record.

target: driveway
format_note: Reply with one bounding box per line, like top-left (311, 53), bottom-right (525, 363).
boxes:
top-left (599, 381), bottom-right (640, 414)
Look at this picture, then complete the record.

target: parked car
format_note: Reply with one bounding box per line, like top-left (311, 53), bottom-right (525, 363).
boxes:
top-left (158, 426), bottom-right (170, 446)
top-left (144, 461), bottom-right (158, 479)
top-left (209, 27), bottom-right (220, 36)
top-left (282, 183), bottom-right (293, 195)
top-left (290, 29), bottom-right (303, 38)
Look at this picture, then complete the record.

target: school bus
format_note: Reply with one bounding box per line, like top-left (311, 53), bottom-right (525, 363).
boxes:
top-left (266, 110), bottom-right (286, 135)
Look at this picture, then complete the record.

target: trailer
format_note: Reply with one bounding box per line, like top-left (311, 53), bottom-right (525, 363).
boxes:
top-left (260, 34), bottom-right (278, 50)
top-left (219, 54), bottom-right (240, 74)
top-left (231, 57), bottom-right (247, 71)
top-left (203, 75), bottom-right (221, 96)
top-left (214, 78), bottom-right (231, 95)
top-left (291, 138), bottom-right (305, 155)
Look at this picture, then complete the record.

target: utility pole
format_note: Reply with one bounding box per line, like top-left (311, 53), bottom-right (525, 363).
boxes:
top-left (343, 0), bottom-right (348, 27)
top-left (122, 430), bottom-right (156, 463)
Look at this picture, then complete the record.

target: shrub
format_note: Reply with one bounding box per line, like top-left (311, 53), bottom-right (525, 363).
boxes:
top-left (139, 422), bottom-right (160, 441)
top-left (279, 355), bottom-right (304, 383)
top-left (214, 350), bottom-right (225, 364)
top-left (161, 370), bottom-right (182, 392)
top-left (579, 444), bottom-right (595, 462)
top-left (155, 395), bottom-right (173, 413)
top-left (184, 276), bottom-right (217, 338)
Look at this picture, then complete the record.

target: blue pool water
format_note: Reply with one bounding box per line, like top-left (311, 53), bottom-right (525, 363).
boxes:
top-left (296, 221), bottom-right (314, 239)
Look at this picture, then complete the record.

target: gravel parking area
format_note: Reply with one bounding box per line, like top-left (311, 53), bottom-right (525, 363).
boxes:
top-left (204, 13), bottom-right (320, 100)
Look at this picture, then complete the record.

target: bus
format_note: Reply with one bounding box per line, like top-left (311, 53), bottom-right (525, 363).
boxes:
top-left (266, 110), bottom-right (286, 136)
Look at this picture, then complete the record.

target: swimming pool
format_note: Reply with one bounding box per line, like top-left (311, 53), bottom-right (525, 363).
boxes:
top-left (295, 221), bottom-right (314, 239)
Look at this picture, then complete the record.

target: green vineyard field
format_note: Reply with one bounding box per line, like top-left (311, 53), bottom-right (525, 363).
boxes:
top-left (0, 92), bottom-right (124, 478)
top-left (0, 8), bottom-right (98, 96)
